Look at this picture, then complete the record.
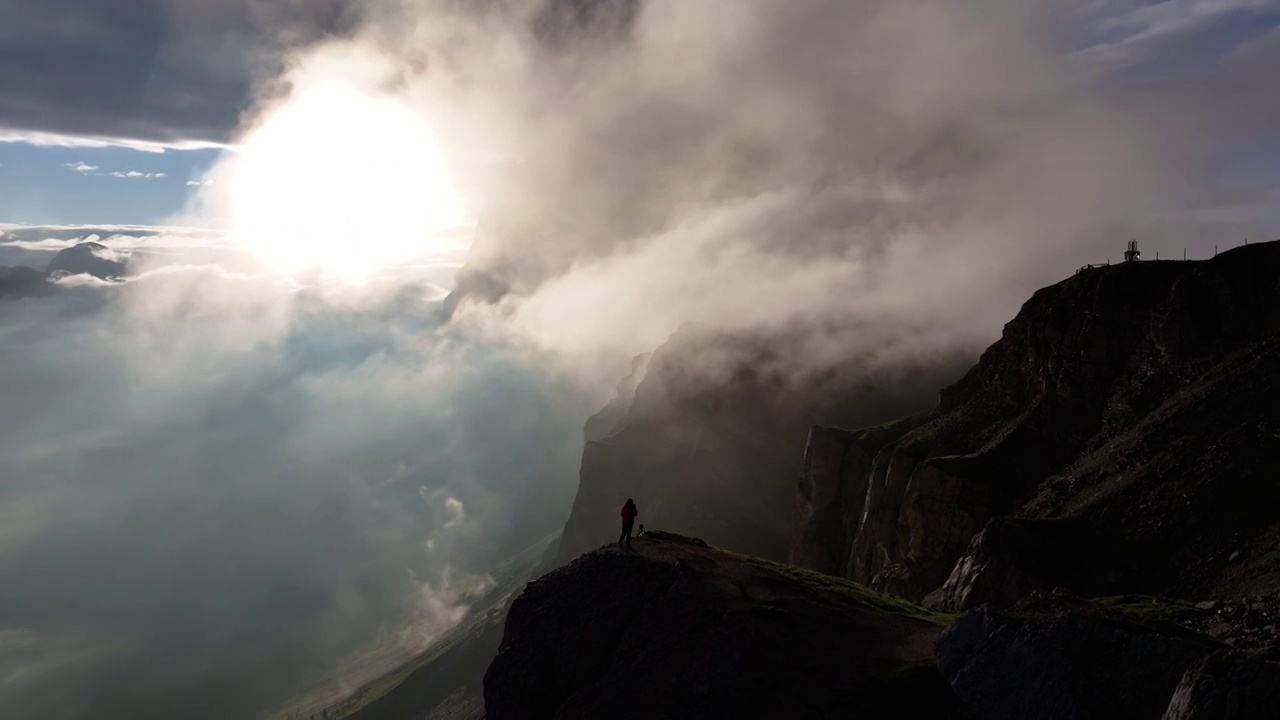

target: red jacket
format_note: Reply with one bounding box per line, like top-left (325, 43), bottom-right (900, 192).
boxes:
top-left (621, 503), bottom-right (638, 525)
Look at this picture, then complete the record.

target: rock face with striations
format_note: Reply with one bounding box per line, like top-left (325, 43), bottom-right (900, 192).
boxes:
top-left (485, 532), bottom-right (964, 720)
top-left (792, 241), bottom-right (1280, 607)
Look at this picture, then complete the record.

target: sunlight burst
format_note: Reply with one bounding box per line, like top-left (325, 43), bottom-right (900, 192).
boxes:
top-left (227, 78), bottom-right (470, 283)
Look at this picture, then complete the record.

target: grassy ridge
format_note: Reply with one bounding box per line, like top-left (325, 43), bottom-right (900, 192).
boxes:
top-left (719, 549), bottom-right (957, 625)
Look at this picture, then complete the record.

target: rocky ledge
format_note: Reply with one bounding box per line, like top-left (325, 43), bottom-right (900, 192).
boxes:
top-left (486, 537), bottom-right (1278, 719)
top-left (484, 532), bottom-right (964, 719)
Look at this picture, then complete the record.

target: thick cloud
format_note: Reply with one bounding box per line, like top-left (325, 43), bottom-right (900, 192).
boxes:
top-left (0, 0), bottom-right (361, 146)
top-left (359, 0), bottom-right (1278, 362)
top-left (0, 256), bottom-right (602, 718)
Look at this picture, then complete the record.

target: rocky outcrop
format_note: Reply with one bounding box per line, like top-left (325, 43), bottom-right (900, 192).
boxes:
top-left (485, 532), bottom-right (963, 720)
top-left (555, 325), bottom-right (972, 565)
top-left (937, 594), bottom-right (1226, 720)
top-left (45, 241), bottom-right (128, 279)
top-left (793, 241), bottom-right (1280, 605)
top-left (1162, 651), bottom-right (1280, 720)
top-left (937, 517), bottom-right (1077, 611)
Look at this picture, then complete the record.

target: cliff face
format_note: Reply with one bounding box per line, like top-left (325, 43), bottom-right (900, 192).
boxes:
top-left (485, 532), bottom-right (963, 720)
top-left (792, 241), bottom-right (1280, 606)
top-left (555, 326), bottom-right (971, 565)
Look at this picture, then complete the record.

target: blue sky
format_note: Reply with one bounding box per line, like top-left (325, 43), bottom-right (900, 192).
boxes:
top-left (0, 143), bottom-right (220, 225)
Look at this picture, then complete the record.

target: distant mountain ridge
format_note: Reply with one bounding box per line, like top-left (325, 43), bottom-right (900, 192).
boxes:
top-left (45, 241), bottom-right (128, 279)
top-left (0, 240), bottom-right (131, 299)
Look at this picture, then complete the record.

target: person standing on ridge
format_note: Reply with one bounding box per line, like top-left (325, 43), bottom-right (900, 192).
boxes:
top-left (619, 498), bottom-right (638, 550)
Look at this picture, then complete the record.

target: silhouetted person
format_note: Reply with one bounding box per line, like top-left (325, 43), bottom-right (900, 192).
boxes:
top-left (619, 498), bottom-right (638, 549)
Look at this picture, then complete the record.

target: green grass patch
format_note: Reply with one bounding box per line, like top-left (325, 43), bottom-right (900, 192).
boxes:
top-left (1092, 594), bottom-right (1197, 622)
top-left (719, 550), bottom-right (957, 626)
top-left (1091, 595), bottom-right (1227, 648)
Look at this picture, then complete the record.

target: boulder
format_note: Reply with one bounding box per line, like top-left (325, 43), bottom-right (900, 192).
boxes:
top-left (937, 595), bottom-right (1224, 719)
top-left (1162, 651), bottom-right (1280, 719)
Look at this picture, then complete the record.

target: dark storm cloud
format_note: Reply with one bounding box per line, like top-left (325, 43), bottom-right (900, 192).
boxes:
top-left (0, 0), bottom-right (362, 146)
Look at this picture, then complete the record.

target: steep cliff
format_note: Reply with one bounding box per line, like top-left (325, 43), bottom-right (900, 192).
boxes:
top-left (485, 532), bottom-right (964, 719)
top-left (555, 326), bottom-right (972, 565)
top-left (792, 240), bottom-right (1280, 606)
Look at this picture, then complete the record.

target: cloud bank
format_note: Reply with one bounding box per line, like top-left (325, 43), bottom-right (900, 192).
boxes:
top-left (0, 265), bottom-right (598, 718)
top-left (316, 0), bottom-right (1278, 365)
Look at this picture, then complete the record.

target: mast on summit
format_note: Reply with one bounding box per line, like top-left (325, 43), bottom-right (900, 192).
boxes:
top-left (1124, 240), bottom-right (1141, 262)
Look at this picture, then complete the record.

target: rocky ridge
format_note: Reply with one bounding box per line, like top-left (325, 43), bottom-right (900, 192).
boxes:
top-left (485, 532), bottom-right (963, 719)
top-left (792, 241), bottom-right (1280, 608)
top-left (45, 241), bottom-right (128, 279)
top-left (0, 241), bottom-right (131, 300)
top-left (484, 535), bottom-right (1280, 719)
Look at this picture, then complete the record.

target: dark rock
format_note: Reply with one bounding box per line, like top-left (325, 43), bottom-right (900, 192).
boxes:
top-left (794, 240), bottom-right (1280, 604)
top-left (1162, 651), bottom-right (1280, 719)
top-left (792, 430), bottom-right (1002, 599)
top-left (0, 265), bottom-right (52, 298)
top-left (486, 532), bottom-right (963, 719)
top-left (45, 241), bottom-right (128, 279)
top-left (937, 517), bottom-right (1069, 611)
top-left (937, 596), bottom-right (1225, 720)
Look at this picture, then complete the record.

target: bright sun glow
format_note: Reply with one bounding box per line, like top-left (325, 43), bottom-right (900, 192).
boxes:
top-left (228, 78), bottom-right (470, 283)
